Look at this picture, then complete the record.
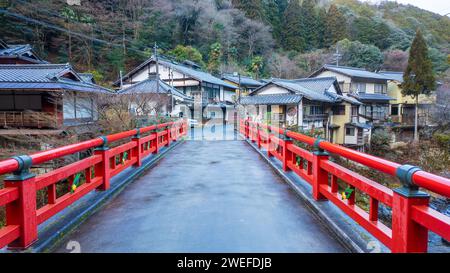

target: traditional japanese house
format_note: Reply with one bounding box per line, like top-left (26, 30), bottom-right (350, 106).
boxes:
top-left (240, 77), bottom-right (366, 148)
top-left (115, 56), bottom-right (237, 123)
top-left (119, 73), bottom-right (194, 117)
top-left (0, 63), bottom-right (111, 131)
top-left (310, 65), bottom-right (394, 124)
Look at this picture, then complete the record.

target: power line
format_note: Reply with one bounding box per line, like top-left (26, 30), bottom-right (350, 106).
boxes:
top-left (0, 9), bottom-right (169, 55)
top-left (12, 0), bottom-right (171, 52)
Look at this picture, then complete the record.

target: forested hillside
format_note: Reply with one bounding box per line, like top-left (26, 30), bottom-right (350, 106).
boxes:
top-left (0, 0), bottom-right (449, 84)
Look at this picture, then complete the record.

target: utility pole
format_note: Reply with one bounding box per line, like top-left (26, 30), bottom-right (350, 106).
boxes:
top-left (119, 70), bottom-right (123, 89)
top-left (333, 46), bottom-right (342, 67)
top-left (154, 42), bottom-right (159, 94)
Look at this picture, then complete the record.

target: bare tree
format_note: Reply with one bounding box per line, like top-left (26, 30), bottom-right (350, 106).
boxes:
top-left (268, 53), bottom-right (302, 79)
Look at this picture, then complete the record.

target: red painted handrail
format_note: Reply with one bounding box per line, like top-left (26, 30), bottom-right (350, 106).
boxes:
top-left (0, 119), bottom-right (188, 250)
top-left (241, 119), bottom-right (450, 253)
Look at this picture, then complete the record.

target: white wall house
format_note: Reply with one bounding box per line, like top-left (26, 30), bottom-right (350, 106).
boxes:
top-left (310, 65), bottom-right (393, 124)
top-left (116, 56), bottom-right (237, 122)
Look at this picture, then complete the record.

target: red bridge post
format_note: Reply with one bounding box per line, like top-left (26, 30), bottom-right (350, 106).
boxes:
top-left (282, 129), bottom-right (292, 172)
top-left (267, 127), bottom-right (272, 158)
top-left (256, 124), bottom-right (261, 149)
top-left (392, 165), bottom-right (430, 253)
top-left (166, 125), bottom-right (171, 147)
top-left (4, 155), bottom-right (38, 249)
top-left (152, 129), bottom-right (159, 154)
top-left (94, 136), bottom-right (110, 191)
top-left (312, 139), bottom-right (329, 201)
top-left (132, 129), bottom-right (142, 167)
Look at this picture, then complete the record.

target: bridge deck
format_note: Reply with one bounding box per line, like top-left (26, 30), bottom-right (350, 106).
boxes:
top-left (54, 140), bottom-right (346, 253)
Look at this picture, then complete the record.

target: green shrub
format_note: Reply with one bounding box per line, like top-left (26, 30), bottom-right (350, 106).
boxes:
top-left (370, 129), bottom-right (390, 156)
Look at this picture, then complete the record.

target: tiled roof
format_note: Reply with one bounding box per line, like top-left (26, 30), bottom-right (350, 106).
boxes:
top-left (289, 77), bottom-right (338, 93)
top-left (119, 78), bottom-right (193, 101)
top-left (246, 76), bottom-right (364, 105)
top-left (116, 56), bottom-right (236, 89)
top-left (378, 71), bottom-right (404, 83)
top-left (271, 80), bottom-right (337, 102)
top-left (0, 44), bottom-right (46, 64)
top-left (0, 64), bottom-right (111, 93)
top-left (240, 94), bottom-right (302, 105)
top-left (222, 74), bottom-right (263, 87)
top-left (311, 65), bottom-right (391, 81)
top-left (351, 93), bottom-right (394, 102)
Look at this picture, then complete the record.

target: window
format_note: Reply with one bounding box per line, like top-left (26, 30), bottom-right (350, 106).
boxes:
top-left (346, 127), bottom-right (355, 136)
top-left (351, 106), bottom-right (358, 116)
top-left (305, 105), bottom-right (324, 115)
top-left (332, 105), bottom-right (345, 115)
top-left (391, 105), bottom-right (399, 116)
top-left (351, 82), bottom-right (366, 93)
top-left (374, 84), bottom-right (387, 94)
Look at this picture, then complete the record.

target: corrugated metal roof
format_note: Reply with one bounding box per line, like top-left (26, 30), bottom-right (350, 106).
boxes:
top-left (222, 74), bottom-right (263, 87)
top-left (240, 94), bottom-right (302, 105)
top-left (378, 71), bottom-right (404, 83)
top-left (346, 122), bottom-right (372, 129)
top-left (352, 93), bottom-right (394, 102)
top-left (119, 78), bottom-right (193, 101)
top-left (313, 65), bottom-right (391, 81)
top-left (0, 64), bottom-right (112, 93)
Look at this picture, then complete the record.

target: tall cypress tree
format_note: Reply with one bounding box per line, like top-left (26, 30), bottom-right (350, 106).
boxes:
top-left (282, 0), bottom-right (305, 52)
top-left (316, 7), bottom-right (327, 48)
top-left (324, 4), bottom-right (348, 46)
top-left (301, 0), bottom-right (318, 51)
top-left (401, 29), bottom-right (436, 142)
top-left (264, 0), bottom-right (283, 44)
top-left (232, 0), bottom-right (264, 21)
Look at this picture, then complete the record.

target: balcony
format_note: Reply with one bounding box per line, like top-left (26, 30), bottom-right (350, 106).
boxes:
top-left (0, 111), bottom-right (59, 129)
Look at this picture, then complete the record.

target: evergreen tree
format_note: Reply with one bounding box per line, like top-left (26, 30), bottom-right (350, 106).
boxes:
top-left (207, 42), bottom-right (223, 74)
top-left (301, 0), bottom-right (318, 51)
top-left (316, 8), bottom-right (327, 49)
top-left (401, 29), bottom-right (436, 142)
top-left (282, 0), bottom-right (305, 52)
top-left (263, 0), bottom-right (283, 44)
top-left (325, 4), bottom-right (348, 47)
top-left (232, 0), bottom-right (264, 21)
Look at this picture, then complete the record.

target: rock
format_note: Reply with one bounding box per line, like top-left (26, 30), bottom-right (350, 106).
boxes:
top-left (390, 141), bottom-right (408, 149)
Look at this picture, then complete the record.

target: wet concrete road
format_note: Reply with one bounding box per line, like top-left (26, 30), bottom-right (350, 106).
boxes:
top-left (54, 140), bottom-right (346, 253)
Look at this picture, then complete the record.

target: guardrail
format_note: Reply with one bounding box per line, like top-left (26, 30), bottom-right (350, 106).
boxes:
top-left (240, 118), bottom-right (450, 253)
top-left (0, 119), bottom-right (187, 250)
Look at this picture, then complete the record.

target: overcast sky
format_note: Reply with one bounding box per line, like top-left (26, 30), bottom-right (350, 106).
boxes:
top-left (363, 0), bottom-right (450, 15)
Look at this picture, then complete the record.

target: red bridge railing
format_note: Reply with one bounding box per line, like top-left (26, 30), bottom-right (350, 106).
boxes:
top-left (240, 119), bottom-right (450, 253)
top-left (0, 119), bottom-right (187, 249)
